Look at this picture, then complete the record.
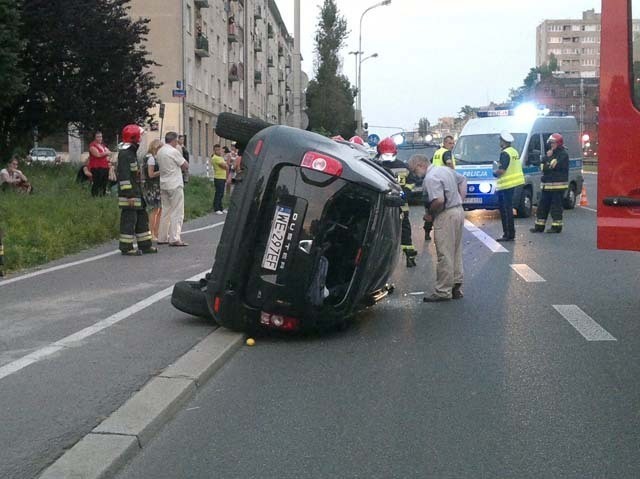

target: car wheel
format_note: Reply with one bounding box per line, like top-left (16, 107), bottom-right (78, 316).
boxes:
top-left (216, 112), bottom-right (272, 146)
top-left (563, 183), bottom-right (577, 209)
top-left (516, 187), bottom-right (533, 218)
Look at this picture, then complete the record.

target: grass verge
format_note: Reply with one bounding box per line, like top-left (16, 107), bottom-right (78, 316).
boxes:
top-left (0, 163), bottom-right (215, 274)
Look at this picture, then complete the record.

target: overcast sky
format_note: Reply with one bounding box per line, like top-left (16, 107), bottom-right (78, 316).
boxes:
top-left (278, 0), bottom-right (601, 136)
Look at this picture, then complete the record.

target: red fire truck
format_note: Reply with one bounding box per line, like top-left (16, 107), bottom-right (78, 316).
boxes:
top-left (598, 0), bottom-right (640, 251)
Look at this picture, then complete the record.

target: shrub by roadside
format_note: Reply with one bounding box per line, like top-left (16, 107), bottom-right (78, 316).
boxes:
top-left (0, 163), bottom-right (215, 273)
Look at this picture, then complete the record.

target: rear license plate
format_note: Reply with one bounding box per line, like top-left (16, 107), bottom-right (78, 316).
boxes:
top-left (262, 205), bottom-right (292, 271)
top-left (463, 197), bottom-right (483, 204)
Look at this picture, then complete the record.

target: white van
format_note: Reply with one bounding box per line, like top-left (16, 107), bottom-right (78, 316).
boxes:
top-left (452, 110), bottom-right (584, 217)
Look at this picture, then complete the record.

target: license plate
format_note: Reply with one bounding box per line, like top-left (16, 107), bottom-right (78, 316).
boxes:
top-left (463, 197), bottom-right (483, 204)
top-left (262, 205), bottom-right (292, 271)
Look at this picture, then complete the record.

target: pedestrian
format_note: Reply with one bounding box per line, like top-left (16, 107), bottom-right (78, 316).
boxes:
top-left (375, 137), bottom-right (418, 267)
top-left (432, 135), bottom-right (457, 168)
top-left (0, 156), bottom-right (33, 194)
top-left (408, 154), bottom-right (467, 302)
top-left (178, 134), bottom-right (190, 184)
top-left (116, 125), bottom-right (157, 256)
top-left (223, 146), bottom-right (233, 196)
top-left (87, 131), bottom-right (112, 196)
top-left (494, 131), bottom-right (525, 242)
top-left (231, 143), bottom-right (243, 183)
top-left (211, 143), bottom-right (228, 215)
top-left (143, 139), bottom-right (163, 241)
top-left (156, 131), bottom-right (189, 246)
top-left (530, 133), bottom-right (569, 234)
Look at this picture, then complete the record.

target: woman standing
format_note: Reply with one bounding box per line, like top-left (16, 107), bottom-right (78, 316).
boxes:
top-left (88, 131), bottom-right (112, 197)
top-left (143, 139), bottom-right (163, 241)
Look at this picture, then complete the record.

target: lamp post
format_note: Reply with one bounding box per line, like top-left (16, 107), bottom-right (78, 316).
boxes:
top-left (356, 0), bottom-right (391, 136)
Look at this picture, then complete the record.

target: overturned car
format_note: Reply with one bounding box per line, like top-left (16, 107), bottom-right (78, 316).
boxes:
top-left (171, 113), bottom-right (404, 332)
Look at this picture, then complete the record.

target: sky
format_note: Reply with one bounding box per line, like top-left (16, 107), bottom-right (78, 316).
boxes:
top-left (278, 0), bottom-right (601, 136)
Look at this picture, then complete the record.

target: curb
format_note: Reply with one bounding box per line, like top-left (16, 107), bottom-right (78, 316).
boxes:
top-left (39, 328), bottom-right (244, 479)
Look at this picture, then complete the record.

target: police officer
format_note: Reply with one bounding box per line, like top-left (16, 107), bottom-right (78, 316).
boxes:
top-left (117, 125), bottom-right (157, 255)
top-left (494, 131), bottom-right (525, 242)
top-left (432, 135), bottom-right (456, 168)
top-left (375, 137), bottom-right (418, 267)
top-left (530, 133), bottom-right (569, 234)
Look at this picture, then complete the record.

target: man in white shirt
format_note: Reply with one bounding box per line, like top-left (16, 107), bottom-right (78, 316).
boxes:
top-left (156, 131), bottom-right (189, 246)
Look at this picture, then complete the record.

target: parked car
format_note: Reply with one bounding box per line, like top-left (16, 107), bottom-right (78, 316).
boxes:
top-left (27, 147), bottom-right (59, 164)
top-left (171, 113), bottom-right (404, 333)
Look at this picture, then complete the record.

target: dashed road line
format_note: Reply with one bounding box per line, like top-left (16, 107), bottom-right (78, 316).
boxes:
top-left (0, 270), bottom-right (210, 381)
top-left (553, 304), bottom-right (617, 341)
top-left (510, 264), bottom-right (546, 282)
top-left (579, 205), bottom-right (597, 213)
top-left (464, 220), bottom-right (509, 253)
top-left (0, 221), bottom-right (224, 287)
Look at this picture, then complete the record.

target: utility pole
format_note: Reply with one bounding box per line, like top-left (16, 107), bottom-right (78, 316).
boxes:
top-left (292, 0), bottom-right (302, 128)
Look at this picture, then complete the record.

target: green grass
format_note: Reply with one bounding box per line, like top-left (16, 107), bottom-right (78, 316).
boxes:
top-left (0, 164), bottom-right (215, 273)
top-left (583, 164), bottom-right (598, 173)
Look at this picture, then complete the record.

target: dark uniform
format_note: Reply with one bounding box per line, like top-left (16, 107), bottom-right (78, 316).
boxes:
top-left (379, 157), bottom-right (418, 267)
top-left (532, 145), bottom-right (569, 233)
top-left (117, 145), bottom-right (154, 254)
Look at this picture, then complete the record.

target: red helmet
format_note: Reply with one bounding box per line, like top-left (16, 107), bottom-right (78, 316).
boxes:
top-left (122, 124), bottom-right (144, 144)
top-left (349, 136), bottom-right (365, 146)
top-left (547, 133), bottom-right (564, 147)
top-left (377, 137), bottom-right (397, 156)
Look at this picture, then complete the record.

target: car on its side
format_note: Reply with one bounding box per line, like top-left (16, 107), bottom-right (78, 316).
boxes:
top-left (171, 113), bottom-right (404, 333)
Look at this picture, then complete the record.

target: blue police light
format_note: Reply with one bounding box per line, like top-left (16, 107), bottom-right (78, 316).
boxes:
top-left (513, 103), bottom-right (538, 120)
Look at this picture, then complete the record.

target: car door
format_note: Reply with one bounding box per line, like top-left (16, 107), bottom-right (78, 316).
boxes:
top-left (598, 0), bottom-right (640, 251)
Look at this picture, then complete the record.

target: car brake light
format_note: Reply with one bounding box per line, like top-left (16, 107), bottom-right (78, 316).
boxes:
top-left (260, 311), bottom-right (300, 331)
top-left (301, 152), bottom-right (343, 177)
top-left (214, 296), bottom-right (221, 313)
top-left (254, 139), bottom-right (264, 156)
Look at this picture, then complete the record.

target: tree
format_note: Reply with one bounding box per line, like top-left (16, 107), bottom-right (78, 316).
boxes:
top-left (418, 117), bottom-right (430, 137)
top-left (0, 0), bottom-right (159, 157)
top-left (305, 0), bottom-right (355, 138)
top-left (509, 54), bottom-right (559, 103)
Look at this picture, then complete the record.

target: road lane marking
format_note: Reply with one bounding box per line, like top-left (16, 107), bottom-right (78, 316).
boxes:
top-left (0, 222), bottom-right (224, 287)
top-left (464, 220), bottom-right (509, 253)
top-left (0, 270), bottom-right (211, 381)
top-left (510, 264), bottom-right (546, 282)
top-left (579, 205), bottom-right (597, 212)
top-left (553, 305), bottom-right (617, 341)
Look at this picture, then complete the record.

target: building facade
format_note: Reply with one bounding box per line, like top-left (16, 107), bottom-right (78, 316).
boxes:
top-left (129, 0), bottom-right (302, 171)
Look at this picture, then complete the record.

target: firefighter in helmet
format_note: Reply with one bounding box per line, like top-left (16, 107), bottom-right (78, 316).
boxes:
top-left (375, 137), bottom-right (418, 267)
top-left (117, 125), bottom-right (157, 255)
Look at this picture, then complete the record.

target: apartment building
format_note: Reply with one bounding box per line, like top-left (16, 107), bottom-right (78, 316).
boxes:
top-left (537, 8), bottom-right (640, 78)
top-left (129, 0), bottom-right (301, 168)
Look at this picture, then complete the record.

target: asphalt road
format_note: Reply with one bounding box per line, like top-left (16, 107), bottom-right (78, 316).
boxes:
top-left (112, 172), bottom-right (640, 479)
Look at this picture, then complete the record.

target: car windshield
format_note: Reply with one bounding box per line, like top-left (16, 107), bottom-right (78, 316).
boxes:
top-left (453, 133), bottom-right (526, 165)
top-left (396, 144), bottom-right (438, 164)
top-left (31, 148), bottom-right (56, 156)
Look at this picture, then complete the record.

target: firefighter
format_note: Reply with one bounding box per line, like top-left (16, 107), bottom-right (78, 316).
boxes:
top-left (375, 137), bottom-right (418, 267)
top-left (117, 125), bottom-right (157, 255)
top-left (530, 133), bottom-right (569, 234)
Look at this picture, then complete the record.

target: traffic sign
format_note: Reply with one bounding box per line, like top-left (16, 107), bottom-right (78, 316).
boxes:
top-left (367, 134), bottom-right (380, 147)
top-left (172, 89), bottom-right (186, 98)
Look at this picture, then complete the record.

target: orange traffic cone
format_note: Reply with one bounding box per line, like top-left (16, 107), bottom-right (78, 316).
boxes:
top-left (579, 185), bottom-right (589, 207)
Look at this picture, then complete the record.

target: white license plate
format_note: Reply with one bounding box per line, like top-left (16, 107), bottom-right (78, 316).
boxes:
top-left (261, 206), bottom-right (292, 271)
top-left (463, 197), bottom-right (483, 204)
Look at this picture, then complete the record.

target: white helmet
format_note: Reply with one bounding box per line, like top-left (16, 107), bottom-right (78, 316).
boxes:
top-left (500, 131), bottom-right (514, 143)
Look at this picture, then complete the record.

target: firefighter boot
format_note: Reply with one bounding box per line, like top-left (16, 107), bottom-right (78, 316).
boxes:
top-left (547, 225), bottom-right (563, 234)
top-left (404, 247), bottom-right (417, 268)
top-left (530, 223), bottom-right (545, 233)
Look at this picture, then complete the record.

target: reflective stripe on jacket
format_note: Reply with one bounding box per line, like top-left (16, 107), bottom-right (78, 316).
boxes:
top-left (496, 146), bottom-right (525, 191)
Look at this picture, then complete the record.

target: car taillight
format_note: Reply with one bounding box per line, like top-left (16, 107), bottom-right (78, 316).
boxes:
top-left (260, 311), bottom-right (300, 331)
top-left (254, 139), bottom-right (264, 156)
top-left (213, 296), bottom-right (221, 313)
top-left (301, 152), bottom-right (343, 177)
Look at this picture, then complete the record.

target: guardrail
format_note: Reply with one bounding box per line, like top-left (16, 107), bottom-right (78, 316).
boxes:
top-left (583, 158), bottom-right (598, 167)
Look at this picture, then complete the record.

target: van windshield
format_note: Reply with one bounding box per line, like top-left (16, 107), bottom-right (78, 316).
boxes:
top-left (453, 133), bottom-right (527, 165)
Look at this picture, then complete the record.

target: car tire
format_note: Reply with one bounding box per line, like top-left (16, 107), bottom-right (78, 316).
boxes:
top-left (215, 112), bottom-right (272, 146)
top-left (563, 182), bottom-right (577, 209)
top-left (516, 187), bottom-right (533, 218)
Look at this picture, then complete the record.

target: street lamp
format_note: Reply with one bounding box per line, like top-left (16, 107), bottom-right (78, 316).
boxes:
top-left (356, 0), bottom-right (392, 136)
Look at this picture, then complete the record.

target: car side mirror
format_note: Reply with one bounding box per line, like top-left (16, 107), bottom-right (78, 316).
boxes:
top-left (384, 191), bottom-right (405, 208)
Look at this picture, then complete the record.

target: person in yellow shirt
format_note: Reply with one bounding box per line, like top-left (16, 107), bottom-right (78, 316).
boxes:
top-left (211, 144), bottom-right (228, 215)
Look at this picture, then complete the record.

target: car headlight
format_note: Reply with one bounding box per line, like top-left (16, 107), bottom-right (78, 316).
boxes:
top-left (479, 182), bottom-right (492, 194)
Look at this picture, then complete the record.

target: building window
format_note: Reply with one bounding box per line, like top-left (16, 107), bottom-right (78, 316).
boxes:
top-left (549, 37), bottom-right (562, 43)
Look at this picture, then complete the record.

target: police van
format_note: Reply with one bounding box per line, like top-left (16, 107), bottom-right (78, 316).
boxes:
top-left (452, 107), bottom-right (584, 217)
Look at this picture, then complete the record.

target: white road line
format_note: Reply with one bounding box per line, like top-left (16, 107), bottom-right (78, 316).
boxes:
top-left (0, 270), bottom-right (211, 381)
top-left (0, 222), bottom-right (224, 287)
top-left (553, 305), bottom-right (617, 341)
top-left (464, 220), bottom-right (509, 253)
top-left (579, 205), bottom-right (597, 213)
top-left (510, 264), bottom-right (546, 282)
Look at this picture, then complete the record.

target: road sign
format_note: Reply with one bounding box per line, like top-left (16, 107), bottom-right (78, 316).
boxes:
top-left (172, 89), bottom-right (186, 98)
top-left (367, 134), bottom-right (380, 147)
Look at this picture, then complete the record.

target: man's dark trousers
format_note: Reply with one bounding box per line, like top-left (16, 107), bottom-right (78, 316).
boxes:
top-left (498, 188), bottom-right (515, 239)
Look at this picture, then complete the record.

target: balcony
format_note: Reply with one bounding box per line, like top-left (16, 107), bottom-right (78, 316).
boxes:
top-left (195, 35), bottom-right (210, 58)
top-left (194, 0), bottom-right (209, 8)
top-left (254, 5), bottom-right (262, 19)
top-left (278, 70), bottom-right (284, 82)
top-left (228, 23), bottom-right (238, 43)
top-left (229, 63), bottom-right (242, 82)
top-left (267, 56), bottom-right (274, 67)
top-left (267, 84), bottom-right (274, 95)
top-left (254, 71), bottom-right (262, 84)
